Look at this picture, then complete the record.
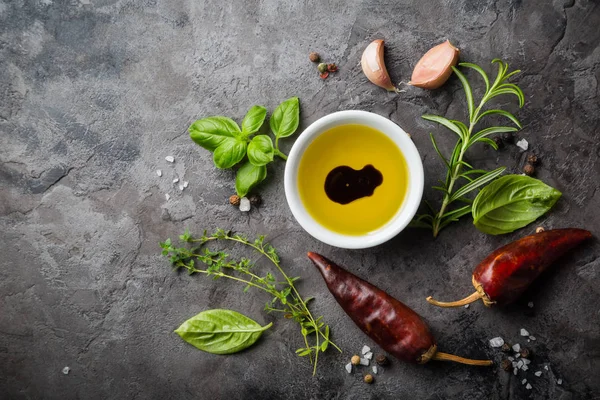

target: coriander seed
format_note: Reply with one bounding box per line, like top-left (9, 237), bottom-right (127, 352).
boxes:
top-left (527, 153), bottom-right (539, 165)
top-left (229, 194), bottom-right (241, 206)
top-left (351, 355), bottom-right (361, 365)
top-left (375, 354), bottom-right (389, 365)
top-left (309, 52), bottom-right (320, 63)
top-left (523, 163), bottom-right (535, 176)
top-left (364, 374), bottom-right (374, 384)
top-left (317, 63), bottom-right (328, 73)
top-left (501, 359), bottom-right (512, 371)
top-left (501, 343), bottom-right (511, 353)
top-left (520, 348), bottom-right (531, 359)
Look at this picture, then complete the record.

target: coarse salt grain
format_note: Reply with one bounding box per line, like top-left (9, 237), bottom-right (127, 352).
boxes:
top-left (165, 194), bottom-right (170, 201)
top-left (516, 139), bottom-right (529, 151)
top-left (179, 184), bottom-right (185, 191)
top-left (544, 365), bottom-right (549, 370)
top-left (464, 304), bottom-right (469, 308)
top-left (239, 197), bottom-right (251, 212)
top-left (515, 353), bottom-right (521, 358)
top-left (365, 352), bottom-right (373, 360)
top-left (512, 361), bottom-right (518, 368)
top-left (360, 358), bottom-right (370, 366)
top-left (372, 366), bottom-right (378, 374)
top-left (534, 371), bottom-right (542, 377)
top-left (526, 383), bottom-right (532, 390)
top-left (520, 328), bottom-right (530, 336)
top-left (513, 368), bottom-right (518, 375)
top-left (517, 360), bottom-right (524, 369)
top-left (361, 345), bottom-right (371, 355)
top-left (183, 181), bottom-right (189, 188)
top-left (508, 356), bottom-right (514, 361)
top-left (522, 365), bottom-right (529, 371)
top-left (512, 343), bottom-right (521, 352)
top-left (165, 156), bottom-right (175, 163)
top-left (557, 379), bottom-right (562, 385)
top-left (529, 336), bottom-right (536, 341)
top-left (173, 178), bottom-right (179, 183)
top-left (522, 379), bottom-right (527, 385)
top-left (345, 363), bottom-right (352, 373)
top-left (62, 367), bottom-right (70, 375)
top-left (489, 337), bottom-right (504, 348)
top-left (523, 359), bottom-right (531, 365)
top-left (156, 169), bottom-right (162, 177)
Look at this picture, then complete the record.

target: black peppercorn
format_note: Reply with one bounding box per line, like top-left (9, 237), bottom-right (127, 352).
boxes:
top-left (502, 131), bottom-right (515, 143)
top-left (249, 194), bottom-right (262, 207)
top-left (520, 348), bottom-right (531, 359)
top-left (375, 354), bottom-right (389, 365)
top-left (493, 136), bottom-right (504, 149)
top-left (527, 153), bottom-right (539, 165)
top-left (523, 163), bottom-right (535, 176)
top-left (501, 359), bottom-right (512, 371)
top-left (501, 343), bottom-right (512, 353)
top-left (229, 194), bottom-right (241, 206)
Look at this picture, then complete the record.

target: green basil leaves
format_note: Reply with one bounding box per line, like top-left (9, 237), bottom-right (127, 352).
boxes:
top-left (175, 309), bottom-right (272, 354)
top-left (188, 98), bottom-right (300, 197)
top-left (472, 175), bottom-right (562, 235)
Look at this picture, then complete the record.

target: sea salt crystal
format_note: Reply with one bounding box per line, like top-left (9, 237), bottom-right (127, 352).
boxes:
top-left (165, 193), bottom-right (170, 201)
top-left (361, 345), bottom-right (371, 354)
top-left (489, 337), bottom-right (504, 348)
top-left (183, 181), bottom-right (189, 188)
top-left (165, 156), bottom-right (175, 163)
top-left (514, 368), bottom-right (518, 375)
top-left (239, 197), bottom-right (251, 212)
top-left (526, 383), bottom-right (532, 390)
top-left (523, 359), bottom-right (531, 365)
top-left (517, 360), bottom-right (524, 369)
top-left (372, 366), bottom-right (378, 374)
top-left (522, 379), bottom-right (527, 385)
top-left (173, 178), bottom-right (179, 183)
top-left (345, 363), bottom-right (352, 373)
top-left (515, 353), bottom-right (521, 358)
top-left (534, 371), bottom-right (542, 377)
top-left (512, 361), bottom-right (518, 368)
top-left (508, 357), bottom-right (515, 361)
top-left (516, 139), bottom-right (529, 151)
top-left (557, 379), bottom-right (562, 385)
top-left (544, 365), bottom-right (549, 370)
top-left (512, 343), bottom-right (521, 352)
top-left (528, 302), bottom-right (534, 308)
top-left (62, 366), bottom-right (70, 375)
top-left (522, 365), bottom-right (529, 371)
top-left (360, 357), bottom-right (370, 366)
top-left (520, 328), bottom-right (530, 336)
top-left (464, 304), bottom-right (469, 308)
top-left (156, 169), bottom-right (162, 177)
top-left (529, 336), bottom-right (536, 341)
top-left (365, 352), bottom-right (373, 360)
top-left (179, 184), bottom-right (185, 191)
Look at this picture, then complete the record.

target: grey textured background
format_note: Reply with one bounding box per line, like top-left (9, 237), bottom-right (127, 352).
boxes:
top-left (1, 0), bottom-right (599, 399)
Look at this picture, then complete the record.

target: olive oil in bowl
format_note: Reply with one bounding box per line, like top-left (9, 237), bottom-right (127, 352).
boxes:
top-left (297, 124), bottom-right (408, 236)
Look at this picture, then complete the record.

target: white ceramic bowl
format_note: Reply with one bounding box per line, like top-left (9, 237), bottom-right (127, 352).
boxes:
top-left (284, 110), bottom-right (424, 249)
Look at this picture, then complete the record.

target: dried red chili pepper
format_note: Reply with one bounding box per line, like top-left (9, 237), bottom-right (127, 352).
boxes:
top-left (308, 252), bottom-right (492, 366)
top-left (426, 228), bottom-right (592, 308)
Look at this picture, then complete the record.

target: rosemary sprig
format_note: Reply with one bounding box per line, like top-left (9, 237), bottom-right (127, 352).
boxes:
top-left (412, 59), bottom-right (525, 237)
top-left (160, 228), bottom-right (341, 375)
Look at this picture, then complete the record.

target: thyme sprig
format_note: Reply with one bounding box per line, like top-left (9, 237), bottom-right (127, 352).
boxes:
top-left (412, 59), bottom-right (525, 237)
top-left (160, 228), bottom-right (341, 375)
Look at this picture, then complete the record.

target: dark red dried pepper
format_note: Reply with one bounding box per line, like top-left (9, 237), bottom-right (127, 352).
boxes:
top-left (427, 228), bottom-right (592, 308)
top-left (308, 252), bottom-right (492, 366)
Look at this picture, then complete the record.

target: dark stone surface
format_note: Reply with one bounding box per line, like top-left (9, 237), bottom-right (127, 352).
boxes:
top-left (1, 0), bottom-right (599, 399)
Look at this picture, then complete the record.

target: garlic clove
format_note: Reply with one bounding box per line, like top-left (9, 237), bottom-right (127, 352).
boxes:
top-left (361, 39), bottom-right (396, 92)
top-left (409, 40), bottom-right (460, 89)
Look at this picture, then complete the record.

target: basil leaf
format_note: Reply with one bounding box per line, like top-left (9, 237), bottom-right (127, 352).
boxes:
top-left (472, 175), bottom-right (562, 235)
top-left (235, 161), bottom-right (267, 197)
top-left (212, 138), bottom-right (247, 169)
top-left (247, 135), bottom-right (274, 166)
top-left (241, 105), bottom-right (267, 135)
top-left (175, 309), bottom-right (272, 355)
top-left (270, 97), bottom-right (300, 139)
top-left (189, 116), bottom-right (242, 151)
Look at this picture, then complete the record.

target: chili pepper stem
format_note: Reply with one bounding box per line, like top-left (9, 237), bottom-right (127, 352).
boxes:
top-left (433, 352), bottom-right (493, 366)
top-left (426, 291), bottom-right (482, 308)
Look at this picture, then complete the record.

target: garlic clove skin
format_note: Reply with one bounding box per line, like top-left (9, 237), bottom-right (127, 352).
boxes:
top-left (361, 39), bottom-right (396, 92)
top-left (409, 40), bottom-right (460, 89)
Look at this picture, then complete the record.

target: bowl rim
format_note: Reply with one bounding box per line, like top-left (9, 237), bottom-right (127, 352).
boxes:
top-left (284, 110), bottom-right (424, 249)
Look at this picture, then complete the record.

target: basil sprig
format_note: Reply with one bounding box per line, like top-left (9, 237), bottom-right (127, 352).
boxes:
top-left (189, 97), bottom-right (300, 197)
top-left (472, 175), bottom-right (561, 235)
top-left (175, 309), bottom-right (272, 354)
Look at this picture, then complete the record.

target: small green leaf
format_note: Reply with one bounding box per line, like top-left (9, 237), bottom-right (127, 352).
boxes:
top-left (213, 138), bottom-right (247, 169)
top-left (189, 116), bottom-right (242, 151)
top-left (450, 167), bottom-right (505, 201)
top-left (472, 175), bottom-right (562, 235)
top-left (241, 105), bottom-right (267, 136)
top-left (235, 161), bottom-right (267, 197)
top-left (459, 62), bottom-right (490, 94)
top-left (475, 109), bottom-right (522, 128)
top-left (452, 66), bottom-right (474, 122)
top-left (270, 97), bottom-right (300, 139)
top-left (247, 135), bottom-right (275, 166)
top-left (422, 115), bottom-right (465, 140)
top-left (469, 126), bottom-right (518, 146)
top-left (174, 309), bottom-right (272, 354)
